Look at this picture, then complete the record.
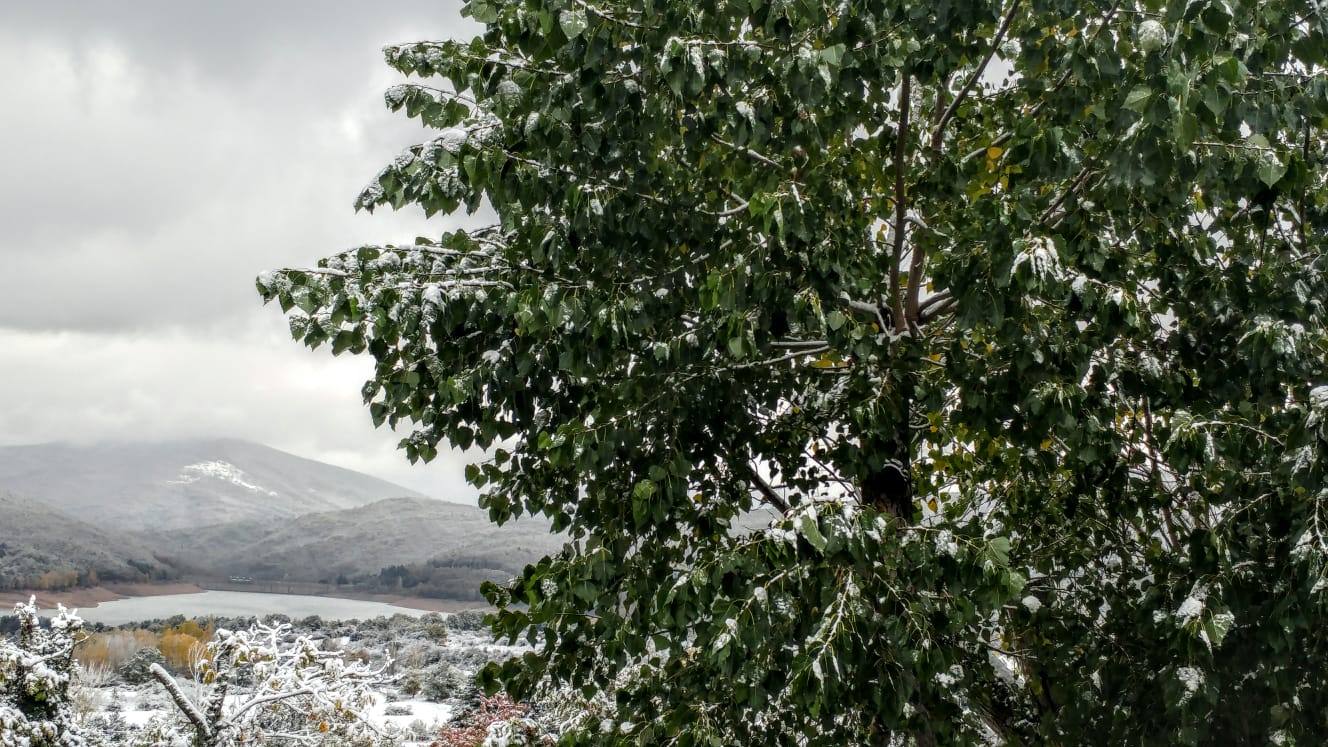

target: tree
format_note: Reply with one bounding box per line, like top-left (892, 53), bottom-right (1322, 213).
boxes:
top-left (0, 598), bottom-right (84, 746)
top-left (259, 0), bottom-right (1328, 742)
top-left (150, 622), bottom-right (388, 746)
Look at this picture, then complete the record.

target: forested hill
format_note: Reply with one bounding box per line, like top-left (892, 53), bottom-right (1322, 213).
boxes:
top-left (0, 439), bottom-right (426, 532)
top-left (145, 496), bottom-right (562, 587)
top-left (0, 440), bottom-right (568, 600)
top-left (0, 492), bottom-right (176, 590)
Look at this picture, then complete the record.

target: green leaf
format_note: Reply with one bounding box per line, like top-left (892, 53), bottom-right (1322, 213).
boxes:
top-left (798, 513), bottom-right (828, 552)
top-left (1174, 112), bottom-right (1198, 150)
top-left (1124, 86), bottom-right (1153, 113)
top-left (1256, 152), bottom-right (1286, 187)
top-left (558, 9), bottom-right (588, 39)
top-left (727, 336), bottom-right (745, 358)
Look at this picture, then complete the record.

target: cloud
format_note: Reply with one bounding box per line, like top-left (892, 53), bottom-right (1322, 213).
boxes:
top-left (0, 1), bottom-right (484, 499)
top-left (0, 323), bottom-right (480, 501)
top-left (0, 3), bottom-right (481, 332)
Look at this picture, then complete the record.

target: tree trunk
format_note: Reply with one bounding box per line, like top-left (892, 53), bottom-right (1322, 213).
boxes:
top-left (861, 387), bottom-right (915, 519)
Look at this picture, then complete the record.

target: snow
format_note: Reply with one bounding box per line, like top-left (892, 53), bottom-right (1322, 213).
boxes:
top-left (366, 694), bottom-right (456, 730)
top-left (1021, 595), bottom-right (1042, 613)
top-left (438, 127), bottom-right (469, 155)
top-left (1175, 666), bottom-right (1203, 704)
top-left (987, 648), bottom-right (1025, 686)
top-left (167, 460), bottom-right (277, 496)
top-left (1012, 237), bottom-right (1061, 284)
top-left (1137, 20), bottom-right (1168, 53)
top-left (935, 664), bottom-right (964, 688)
top-left (120, 707), bottom-right (162, 727)
top-left (933, 529), bottom-right (959, 557)
top-left (1175, 595), bottom-right (1204, 623)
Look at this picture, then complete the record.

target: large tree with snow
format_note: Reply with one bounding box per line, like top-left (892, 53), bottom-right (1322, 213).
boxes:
top-left (260, 0), bottom-right (1328, 742)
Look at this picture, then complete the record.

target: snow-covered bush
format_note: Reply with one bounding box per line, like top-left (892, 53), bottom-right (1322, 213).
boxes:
top-left (418, 613), bottom-right (449, 644)
top-left (0, 597), bottom-right (84, 746)
top-left (396, 639), bottom-right (447, 670)
top-left (420, 661), bottom-right (470, 703)
top-left (445, 611), bottom-right (487, 632)
top-left (117, 646), bottom-right (166, 685)
top-left (150, 621), bottom-right (391, 746)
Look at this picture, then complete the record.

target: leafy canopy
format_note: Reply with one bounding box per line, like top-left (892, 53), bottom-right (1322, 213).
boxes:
top-left (260, 0), bottom-right (1328, 742)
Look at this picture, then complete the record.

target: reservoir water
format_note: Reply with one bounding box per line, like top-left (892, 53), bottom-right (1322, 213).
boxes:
top-left (44, 590), bottom-right (429, 626)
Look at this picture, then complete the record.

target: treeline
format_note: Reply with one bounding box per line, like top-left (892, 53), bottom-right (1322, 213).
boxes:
top-left (0, 543), bottom-right (176, 591)
top-left (349, 556), bottom-right (519, 601)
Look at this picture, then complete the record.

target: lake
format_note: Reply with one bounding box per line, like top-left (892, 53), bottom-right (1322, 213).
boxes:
top-left (45, 590), bottom-right (430, 626)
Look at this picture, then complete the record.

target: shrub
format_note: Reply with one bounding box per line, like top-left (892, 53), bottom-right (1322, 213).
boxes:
top-left (420, 661), bottom-right (470, 703)
top-left (431, 695), bottom-right (535, 747)
top-left (117, 647), bottom-right (166, 685)
top-left (0, 598), bottom-right (83, 745)
top-left (445, 610), bottom-right (487, 632)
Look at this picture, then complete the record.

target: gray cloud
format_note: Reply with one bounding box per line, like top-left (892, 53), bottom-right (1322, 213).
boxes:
top-left (0, 1), bottom-right (484, 501)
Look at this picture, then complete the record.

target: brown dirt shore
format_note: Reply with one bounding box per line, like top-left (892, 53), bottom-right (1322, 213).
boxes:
top-left (0, 582), bottom-right (204, 610)
top-left (0, 582), bottom-right (486, 614)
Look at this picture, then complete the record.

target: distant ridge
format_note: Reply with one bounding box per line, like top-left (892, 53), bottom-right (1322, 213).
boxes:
top-left (0, 438), bottom-right (429, 532)
top-left (147, 496), bottom-right (562, 584)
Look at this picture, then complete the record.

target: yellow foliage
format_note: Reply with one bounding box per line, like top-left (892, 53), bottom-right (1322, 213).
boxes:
top-left (77, 629), bottom-right (158, 670)
top-left (158, 633), bottom-right (200, 671)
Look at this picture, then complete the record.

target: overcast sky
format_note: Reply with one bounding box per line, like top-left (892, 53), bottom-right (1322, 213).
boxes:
top-left (0, 2), bottom-right (487, 502)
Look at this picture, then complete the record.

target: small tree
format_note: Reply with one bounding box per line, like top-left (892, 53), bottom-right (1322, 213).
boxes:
top-left (150, 622), bottom-right (388, 747)
top-left (0, 598), bottom-right (84, 747)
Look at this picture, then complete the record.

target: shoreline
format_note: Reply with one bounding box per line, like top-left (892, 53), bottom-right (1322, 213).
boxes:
top-left (0, 581), bottom-right (487, 614)
top-left (0, 582), bottom-right (204, 611)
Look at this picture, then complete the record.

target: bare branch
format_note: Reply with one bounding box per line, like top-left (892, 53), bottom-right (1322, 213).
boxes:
top-left (917, 290), bottom-right (954, 315)
top-left (1039, 164), bottom-right (1096, 225)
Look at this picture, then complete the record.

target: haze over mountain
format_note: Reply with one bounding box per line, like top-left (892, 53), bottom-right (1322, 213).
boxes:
top-left (0, 439), bottom-right (431, 532)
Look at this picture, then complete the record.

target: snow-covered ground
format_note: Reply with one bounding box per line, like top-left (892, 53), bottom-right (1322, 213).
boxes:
top-left (73, 613), bottom-right (534, 746)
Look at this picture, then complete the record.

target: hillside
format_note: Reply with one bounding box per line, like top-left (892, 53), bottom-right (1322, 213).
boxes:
top-left (148, 497), bottom-right (563, 584)
top-left (0, 439), bottom-right (427, 532)
top-left (0, 492), bottom-right (176, 590)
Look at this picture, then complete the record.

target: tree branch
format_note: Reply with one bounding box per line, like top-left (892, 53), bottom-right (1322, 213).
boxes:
top-left (919, 295), bottom-right (959, 324)
top-left (221, 688), bottom-right (316, 726)
top-left (930, 0), bottom-right (1022, 150)
top-left (889, 72), bottom-right (912, 333)
top-left (917, 290), bottom-right (953, 315)
top-left (745, 464), bottom-right (791, 513)
top-left (151, 663), bottom-right (213, 740)
top-left (1039, 164), bottom-right (1096, 225)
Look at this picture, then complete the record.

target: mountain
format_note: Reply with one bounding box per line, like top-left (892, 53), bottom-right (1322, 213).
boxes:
top-left (0, 439), bottom-right (428, 532)
top-left (147, 497), bottom-right (562, 583)
top-left (0, 492), bottom-right (175, 590)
